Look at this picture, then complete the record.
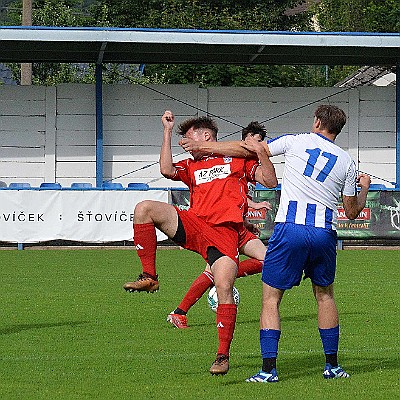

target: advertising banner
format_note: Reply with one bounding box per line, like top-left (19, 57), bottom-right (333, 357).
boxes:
top-left (0, 190), bottom-right (168, 243)
top-left (171, 189), bottom-right (400, 240)
top-left (2, 189), bottom-right (399, 243)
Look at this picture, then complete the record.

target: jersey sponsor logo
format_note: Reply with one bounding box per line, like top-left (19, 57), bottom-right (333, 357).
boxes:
top-left (194, 163), bottom-right (231, 184)
top-left (337, 207), bottom-right (371, 220)
top-left (223, 156), bottom-right (232, 163)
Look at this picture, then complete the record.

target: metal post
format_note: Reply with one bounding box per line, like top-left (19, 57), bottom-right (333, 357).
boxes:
top-left (95, 64), bottom-right (103, 188)
top-left (21, 0), bottom-right (32, 85)
top-left (396, 64), bottom-right (400, 187)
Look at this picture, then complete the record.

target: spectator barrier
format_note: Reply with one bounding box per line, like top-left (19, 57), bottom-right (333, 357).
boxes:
top-left (170, 188), bottom-right (400, 240)
top-left (0, 187), bottom-right (168, 243)
top-left (1, 185), bottom-right (400, 245)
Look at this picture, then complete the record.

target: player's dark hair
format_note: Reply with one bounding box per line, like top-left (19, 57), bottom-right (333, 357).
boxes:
top-left (177, 116), bottom-right (218, 139)
top-left (241, 121), bottom-right (267, 141)
top-left (314, 105), bottom-right (347, 136)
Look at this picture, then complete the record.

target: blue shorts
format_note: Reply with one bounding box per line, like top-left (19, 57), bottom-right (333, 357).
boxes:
top-left (262, 223), bottom-right (337, 290)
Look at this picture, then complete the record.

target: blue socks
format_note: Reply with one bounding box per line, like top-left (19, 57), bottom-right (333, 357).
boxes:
top-left (319, 325), bottom-right (339, 366)
top-left (260, 328), bottom-right (281, 358)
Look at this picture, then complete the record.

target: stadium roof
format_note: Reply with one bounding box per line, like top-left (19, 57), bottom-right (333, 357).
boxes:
top-left (0, 26), bottom-right (399, 66)
top-left (0, 25), bottom-right (398, 187)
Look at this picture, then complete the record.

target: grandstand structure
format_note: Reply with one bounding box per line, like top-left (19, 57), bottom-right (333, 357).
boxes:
top-left (0, 26), bottom-right (399, 246)
top-left (0, 26), bottom-right (399, 187)
top-left (0, 83), bottom-right (397, 189)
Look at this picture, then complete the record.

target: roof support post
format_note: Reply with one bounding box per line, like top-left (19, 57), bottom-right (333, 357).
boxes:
top-left (397, 64), bottom-right (400, 187)
top-left (95, 63), bottom-right (104, 188)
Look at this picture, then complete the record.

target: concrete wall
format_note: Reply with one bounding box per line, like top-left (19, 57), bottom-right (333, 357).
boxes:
top-left (0, 84), bottom-right (396, 188)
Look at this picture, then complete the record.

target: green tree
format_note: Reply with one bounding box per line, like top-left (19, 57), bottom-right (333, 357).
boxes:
top-left (6, 0), bottom-right (93, 84)
top-left (310, 0), bottom-right (400, 87)
top-left (313, 0), bottom-right (400, 33)
top-left (90, 0), bottom-right (309, 31)
top-left (4, 0), bottom-right (397, 87)
top-left (89, 0), bottom-right (317, 87)
top-left (365, 0), bottom-right (400, 33)
top-left (6, 0), bottom-right (148, 84)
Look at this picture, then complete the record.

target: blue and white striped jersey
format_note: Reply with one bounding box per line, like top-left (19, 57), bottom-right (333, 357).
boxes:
top-left (268, 132), bottom-right (357, 230)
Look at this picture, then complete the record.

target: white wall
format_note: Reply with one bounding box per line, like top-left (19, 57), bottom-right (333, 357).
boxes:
top-left (0, 84), bottom-right (396, 188)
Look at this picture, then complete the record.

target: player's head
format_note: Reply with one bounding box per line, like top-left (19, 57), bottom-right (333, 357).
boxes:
top-left (177, 116), bottom-right (218, 141)
top-left (314, 105), bottom-right (347, 136)
top-left (241, 121), bottom-right (267, 142)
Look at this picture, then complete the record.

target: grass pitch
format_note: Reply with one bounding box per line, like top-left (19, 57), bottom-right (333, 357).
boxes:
top-left (0, 248), bottom-right (399, 399)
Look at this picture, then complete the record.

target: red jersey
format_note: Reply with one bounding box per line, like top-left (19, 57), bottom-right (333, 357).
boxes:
top-left (172, 155), bottom-right (258, 226)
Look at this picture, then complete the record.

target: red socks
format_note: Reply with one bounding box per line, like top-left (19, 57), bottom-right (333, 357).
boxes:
top-left (178, 271), bottom-right (214, 313)
top-left (237, 258), bottom-right (262, 278)
top-left (177, 258), bottom-right (261, 315)
top-left (133, 223), bottom-right (157, 278)
top-left (216, 303), bottom-right (237, 356)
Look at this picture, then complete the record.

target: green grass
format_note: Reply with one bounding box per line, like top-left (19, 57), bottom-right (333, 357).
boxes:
top-left (0, 248), bottom-right (399, 399)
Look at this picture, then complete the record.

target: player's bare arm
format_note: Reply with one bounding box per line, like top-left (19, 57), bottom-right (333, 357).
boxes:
top-left (179, 138), bottom-right (253, 158)
top-left (342, 173), bottom-right (371, 220)
top-left (246, 136), bottom-right (277, 188)
top-left (160, 110), bottom-right (176, 178)
top-left (247, 199), bottom-right (272, 211)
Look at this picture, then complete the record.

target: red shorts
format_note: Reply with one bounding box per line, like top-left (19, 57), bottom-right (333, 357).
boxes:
top-left (238, 225), bottom-right (258, 248)
top-left (175, 208), bottom-right (242, 265)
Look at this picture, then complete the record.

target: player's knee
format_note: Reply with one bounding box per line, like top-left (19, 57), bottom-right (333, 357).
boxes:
top-left (214, 281), bottom-right (234, 303)
top-left (313, 284), bottom-right (334, 302)
top-left (134, 200), bottom-right (152, 215)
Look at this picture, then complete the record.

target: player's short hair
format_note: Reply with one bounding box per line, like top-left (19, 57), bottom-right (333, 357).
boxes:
top-left (177, 116), bottom-right (218, 140)
top-left (241, 121), bottom-right (267, 141)
top-left (314, 105), bottom-right (347, 136)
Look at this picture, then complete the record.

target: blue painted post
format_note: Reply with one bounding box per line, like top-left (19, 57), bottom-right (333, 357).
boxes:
top-left (17, 243), bottom-right (24, 250)
top-left (95, 64), bottom-right (104, 188)
top-left (396, 65), bottom-right (400, 188)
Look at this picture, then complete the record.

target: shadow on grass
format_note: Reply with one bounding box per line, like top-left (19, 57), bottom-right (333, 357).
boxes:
top-left (0, 321), bottom-right (89, 335)
top-left (191, 310), bottom-right (365, 329)
top-left (235, 351), bottom-right (400, 384)
top-left (236, 310), bottom-right (365, 326)
top-left (347, 355), bottom-right (400, 374)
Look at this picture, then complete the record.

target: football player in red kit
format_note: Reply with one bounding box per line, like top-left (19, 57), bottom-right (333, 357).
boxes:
top-left (123, 111), bottom-right (277, 375)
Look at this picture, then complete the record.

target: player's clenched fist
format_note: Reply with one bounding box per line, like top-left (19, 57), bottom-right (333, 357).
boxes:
top-left (162, 110), bottom-right (175, 130)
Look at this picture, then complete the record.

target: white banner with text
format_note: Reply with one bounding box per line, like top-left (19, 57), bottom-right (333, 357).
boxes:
top-left (0, 190), bottom-right (168, 243)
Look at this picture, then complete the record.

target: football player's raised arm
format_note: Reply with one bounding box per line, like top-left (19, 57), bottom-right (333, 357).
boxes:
top-left (159, 110), bottom-right (177, 178)
top-left (342, 173), bottom-right (371, 220)
top-left (247, 137), bottom-right (277, 188)
top-left (179, 138), bottom-right (253, 158)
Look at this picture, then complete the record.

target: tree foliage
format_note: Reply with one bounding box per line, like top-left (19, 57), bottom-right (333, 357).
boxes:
top-left (6, 0), bottom-right (96, 84)
top-left (90, 0), bottom-right (309, 31)
top-left (88, 0), bottom-right (317, 87)
top-left (309, 0), bottom-right (399, 85)
top-left (3, 0), bottom-right (397, 86)
top-left (313, 0), bottom-right (400, 33)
